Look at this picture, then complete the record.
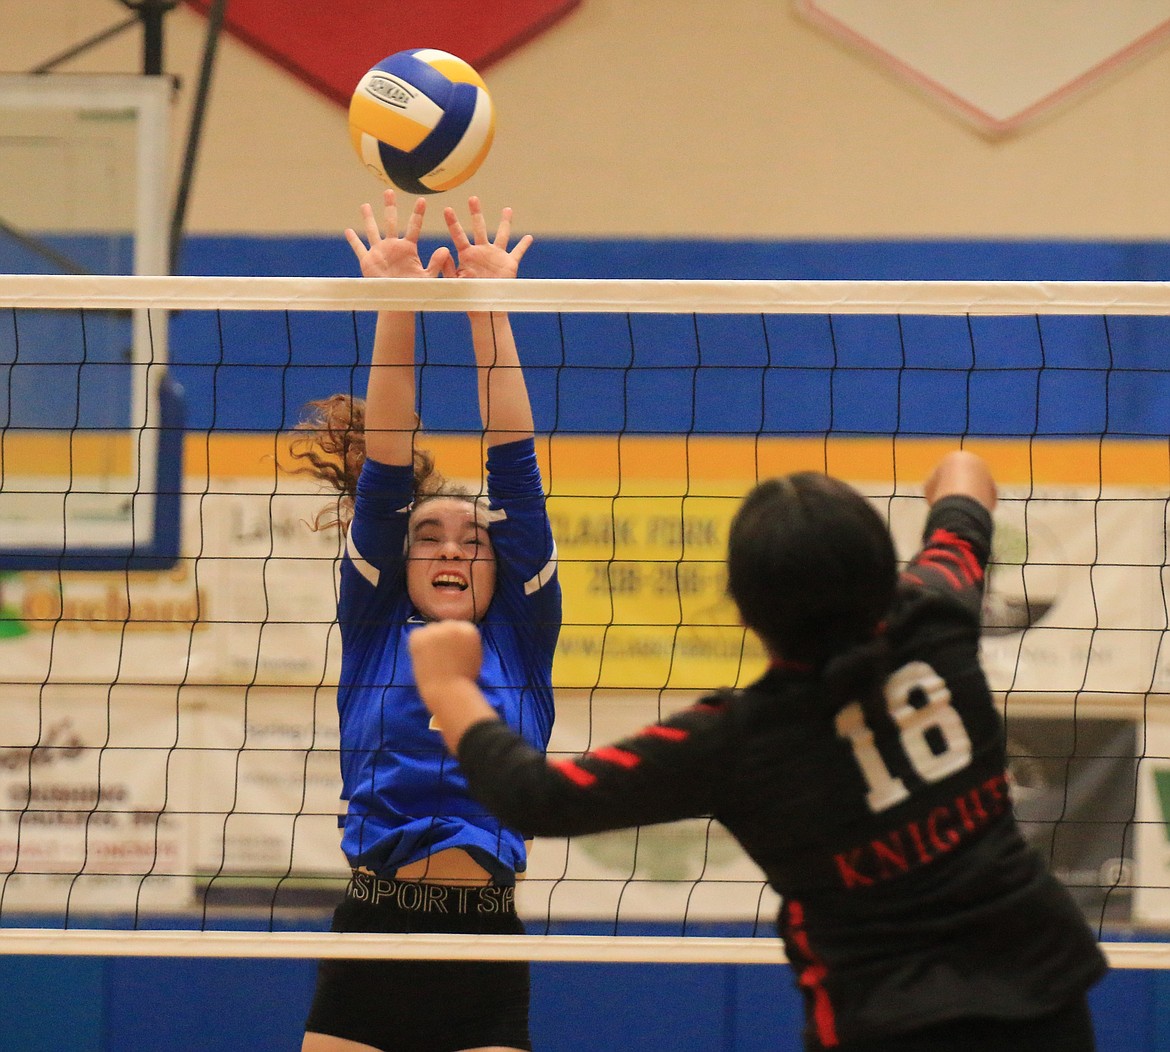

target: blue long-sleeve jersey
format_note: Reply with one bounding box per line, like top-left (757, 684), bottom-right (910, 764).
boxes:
top-left (335, 437), bottom-right (560, 883)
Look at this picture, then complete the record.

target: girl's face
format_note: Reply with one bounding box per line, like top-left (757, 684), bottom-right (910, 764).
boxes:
top-left (406, 497), bottom-right (496, 623)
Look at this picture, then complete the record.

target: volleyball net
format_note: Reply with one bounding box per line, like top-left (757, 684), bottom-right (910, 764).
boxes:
top-left (0, 274), bottom-right (1167, 968)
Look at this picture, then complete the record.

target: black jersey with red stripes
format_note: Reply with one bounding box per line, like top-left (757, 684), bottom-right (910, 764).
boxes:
top-left (456, 495), bottom-right (1107, 1049)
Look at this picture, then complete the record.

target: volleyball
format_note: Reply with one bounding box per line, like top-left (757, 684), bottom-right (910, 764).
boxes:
top-left (348, 48), bottom-right (496, 195)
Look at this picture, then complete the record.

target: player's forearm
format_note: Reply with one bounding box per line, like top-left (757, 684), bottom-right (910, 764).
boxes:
top-left (419, 676), bottom-right (499, 756)
top-left (469, 312), bottom-right (534, 444)
top-left (924, 450), bottom-right (997, 511)
top-left (456, 719), bottom-right (710, 838)
top-left (365, 309), bottom-right (418, 465)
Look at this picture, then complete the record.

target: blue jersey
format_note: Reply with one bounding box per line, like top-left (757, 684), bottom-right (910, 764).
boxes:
top-left (335, 437), bottom-right (560, 882)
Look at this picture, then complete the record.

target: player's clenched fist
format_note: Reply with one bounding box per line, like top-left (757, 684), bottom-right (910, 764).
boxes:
top-left (410, 620), bottom-right (484, 688)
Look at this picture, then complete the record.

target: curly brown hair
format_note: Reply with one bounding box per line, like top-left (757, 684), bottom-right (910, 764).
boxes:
top-left (287, 394), bottom-right (446, 533)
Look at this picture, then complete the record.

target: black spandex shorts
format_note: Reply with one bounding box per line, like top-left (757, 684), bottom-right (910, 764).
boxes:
top-left (828, 994), bottom-right (1096, 1052)
top-left (304, 873), bottom-right (531, 1052)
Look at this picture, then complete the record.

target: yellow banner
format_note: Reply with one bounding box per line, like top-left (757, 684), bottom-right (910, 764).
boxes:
top-left (548, 493), bottom-right (766, 688)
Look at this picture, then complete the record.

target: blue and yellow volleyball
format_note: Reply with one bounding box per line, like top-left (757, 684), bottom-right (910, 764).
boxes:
top-left (348, 48), bottom-right (496, 195)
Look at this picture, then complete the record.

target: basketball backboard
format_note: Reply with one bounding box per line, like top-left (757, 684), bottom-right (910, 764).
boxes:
top-left (0, 74), bottom-right (182, 569)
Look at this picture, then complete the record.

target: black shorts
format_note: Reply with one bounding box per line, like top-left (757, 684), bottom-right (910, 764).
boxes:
top-left (304, 873), bottom-right (531, 1052)
top-left (829, 994), bottom-right (1096, 1052)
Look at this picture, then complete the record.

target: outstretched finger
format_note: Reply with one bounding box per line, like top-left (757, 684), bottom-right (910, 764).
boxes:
top-left (424, 245), bottom-right (452, 277)
top-left (492, 206), bottom-right (514, 252)
top-left (343, 227), bottom-right (367, 261)
top-left (361, 201), bottom-right (382, 245)
top-left (379, 188), bottom-right (399, 238)
top-left (404, 196), bottom-right (427, 243)
top-left (509, 232), bottom-right (533, 266)
top-left (467, 196), bottom-right (489, 244)
top-left (443, 206), bottom-right (472, 252)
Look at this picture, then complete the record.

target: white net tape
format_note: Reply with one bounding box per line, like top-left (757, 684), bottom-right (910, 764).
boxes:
top-left (0, 931), bottom-right (1164, 968)
top-left (4, 274), bottom-right (1170, 314)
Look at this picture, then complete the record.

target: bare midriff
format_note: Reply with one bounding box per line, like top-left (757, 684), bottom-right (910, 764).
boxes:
top-left (358, 846), bottom-right (528, 887)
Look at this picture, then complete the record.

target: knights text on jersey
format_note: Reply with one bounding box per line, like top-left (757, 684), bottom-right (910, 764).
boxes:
top-left (456, 494), bottom-right (1106, 1045)
top-left (336, 437), bottom-right (561, 882)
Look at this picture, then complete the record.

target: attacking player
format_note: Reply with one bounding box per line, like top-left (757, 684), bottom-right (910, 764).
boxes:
top-left (410, 449), bottom-right (1106, 1052)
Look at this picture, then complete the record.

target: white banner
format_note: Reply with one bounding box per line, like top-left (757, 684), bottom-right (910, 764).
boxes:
top-left (186, 686), bottom-right (348, 888)
top-left (0, 684), bottom-right (192, 912)
top-left (0, 477), bottom-right (342, 687)
top-left (0, 481), bottom-right (1165, 693)
top-left (886, 486), bottom-right (1170, 695)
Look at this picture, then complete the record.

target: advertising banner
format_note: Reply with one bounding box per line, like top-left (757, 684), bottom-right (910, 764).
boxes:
top-left (0, 684), bottom-right (192, 912)
top-left (186, 686), bottom-right (349, 901)
top-left (0, 436), bottom-right (1156, 919)
top-left (0, 436), bottom-right (1165, 695)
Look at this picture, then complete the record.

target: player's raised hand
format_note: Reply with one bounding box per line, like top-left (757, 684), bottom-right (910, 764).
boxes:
top-left (444, 197), bottom-right (533, 279)
top-left (344, 188), bottom-right (450, 279)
